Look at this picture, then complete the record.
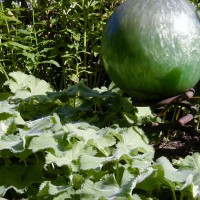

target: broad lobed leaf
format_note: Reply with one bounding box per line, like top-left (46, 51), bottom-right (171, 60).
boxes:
top-left (0, 72), bottom-right (199, 199)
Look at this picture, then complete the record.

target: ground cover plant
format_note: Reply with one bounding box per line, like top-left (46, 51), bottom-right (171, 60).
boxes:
top-left (1, 0), bottom-right (200, 199)
top-left (0, 71), bottom-right (200, 199)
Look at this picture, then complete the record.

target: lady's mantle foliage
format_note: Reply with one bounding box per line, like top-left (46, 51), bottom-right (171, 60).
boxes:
top-left (0, 71), bottom-right (199, 199)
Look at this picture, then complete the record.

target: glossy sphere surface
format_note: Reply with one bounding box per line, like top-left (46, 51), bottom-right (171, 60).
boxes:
top-left (102, 0), bottom-right (200, 101)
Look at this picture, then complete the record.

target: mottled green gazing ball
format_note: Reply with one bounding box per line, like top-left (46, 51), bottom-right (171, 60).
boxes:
top-left (102, 0), bottom-right (200, 101)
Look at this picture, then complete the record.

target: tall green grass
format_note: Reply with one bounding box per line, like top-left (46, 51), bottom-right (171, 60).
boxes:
top-left (0, 0), bottom-right (124, 90)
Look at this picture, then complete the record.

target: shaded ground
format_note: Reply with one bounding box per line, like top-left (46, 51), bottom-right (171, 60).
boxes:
top-left (144, 89), bottom-right (200, 160)
top-left (150, 128), bottom-right (200, 160)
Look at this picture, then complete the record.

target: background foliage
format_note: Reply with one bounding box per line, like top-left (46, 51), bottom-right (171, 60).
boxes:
top-left (0, 0), bottom-right (123, 90)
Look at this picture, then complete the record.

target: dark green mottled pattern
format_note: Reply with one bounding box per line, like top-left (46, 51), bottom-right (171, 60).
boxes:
top-left (102, 0), bottom-right (200, 101)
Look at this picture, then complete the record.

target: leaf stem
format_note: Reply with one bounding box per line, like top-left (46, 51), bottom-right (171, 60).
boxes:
top-left (32, 0), bottom-right (39, 72)
top-left (0, 63), bottom-right (9, 80)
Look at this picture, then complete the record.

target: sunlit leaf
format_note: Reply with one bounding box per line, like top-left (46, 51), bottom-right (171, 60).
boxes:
top-left (0, 101), bottom-right (17, 114)
top-left (5, 71), bottom-right (53, 99)
top-left (157, 156), bottom-right (191, 183)
top-left (0, 135), bottom-right (24, 152)
top-left (114, 127), bottom-right (154, 160)
top-left (179, 174), bottom-right (197, 199)
top-left (20, 116), bottom-right (53, 136)
top-left (80, 154), bottom-right (111, 170)
top-left (173, 153), bottom-right (200, 197)
top-left (0, 71), bottom-right (199, 199)
top-left (78, 172), bottom-right (136, 199)
top-left (64, 122), bottom-right (115, 155)
top-left (46, 141), bottom-right (85, 167)
top-left (28, 132), bottom-right (57, 152)
top-left (38, 181), bottom-right (73, 197)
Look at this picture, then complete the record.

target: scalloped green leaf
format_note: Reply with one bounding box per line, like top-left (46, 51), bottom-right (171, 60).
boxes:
top-left (28, 132), bottom-right (56, 152)
top-left (157, 156), bottom-right (191, 183)
top-left (65, 123), bottom-right (116, 155)
top-left (38, 181), bottom-right (73, 197)
top-left (0, 101), bottom-right (17, 114)
top-left (5, 71), bottom-right (53, 99)
top-left (173, 153), bottom-right (200, 197)
top-left (46, 141), bottom-right (85, 167)
top-left (179, 174), bottom-right (197, 199)
top-left (80, 154), bottom-right (111, 170)
top-left (78, 171), bottom-right (135, 199)
top-left (0, 101), bottom-right (25, 125)
top-left (134, 165), bottom-right (174, 196)
top-left (21, 116), bottom-right (53, 136)
top-left (0, 135), bottom-right (24, 152)
top-left (114, 127), bottom-right (154, 160)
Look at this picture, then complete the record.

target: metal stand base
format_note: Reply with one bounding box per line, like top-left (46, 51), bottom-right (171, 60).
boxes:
top-left (156, 88), bottom-right (196, 126)
top-left (133, 89), bottom-right (198, 134)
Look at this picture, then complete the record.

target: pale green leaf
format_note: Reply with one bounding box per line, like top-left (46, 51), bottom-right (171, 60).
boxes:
top-left (0, 185), bottom-right (7, 196)
top-left (114, 127), bottom-right (154, 160)
top-left (0, 119), bottom-right (16, 135)
top-left (173, 153), bottom-right (200, 172)
top-left (124, 107), bottom-right (161, 124)
top-left (64, 122), bottom-right (115, 155)
top-left (173, 153), bottom-right (200, 196)
top-left (53, 189), bottom-right (76, 200)
top-left (133, 165), bottom-right (169, 195)
top-left (13, 112), bottom-right (26, 125)
top-left (5, 71), bottom-right (29, 93)
top-left (28, 132), bottom-right (57, 152)
top-left (157, 156), bottom-right (191, 183)
top-left (80, 154), bottom-right (112, 170)
top-left (131, 153), bottom-right (154, 172)
top-left (136, 107), bottom-right (154, 118)
top-left (51, 113), bottom-right (65, 135)
top-left (133, 167), bottom-right (154, 188)
top-left (0, 135), bottom-right (24, 152)
top-left (179, 174), bottom-right (198, 199)
top-left (38, 181), bottom-right (73, 197)
top-left (78, 177), bottom-right (119, 199)
top-left (131, 194), bottom-right (142, 200)
top-left (20, 116), bottom-right (53, 136)
top-left (0, 122), bottom-right (7, 135)
top-left (46, 141), bottom-right (85, 167)
top-left (79, 172), bottom-right (135, 199)
top-left (0, 101), bottom-right (17, 114)
top-left (5, 71), bottom-right (53, 99)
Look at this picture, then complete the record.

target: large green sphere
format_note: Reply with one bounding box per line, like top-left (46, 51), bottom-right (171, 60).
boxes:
top-left (102, 0), bottom-right (200, 101)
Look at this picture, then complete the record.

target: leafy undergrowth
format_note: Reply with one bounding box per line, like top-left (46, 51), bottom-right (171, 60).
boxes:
top-left (0, 72), bottom-right (200, 200)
